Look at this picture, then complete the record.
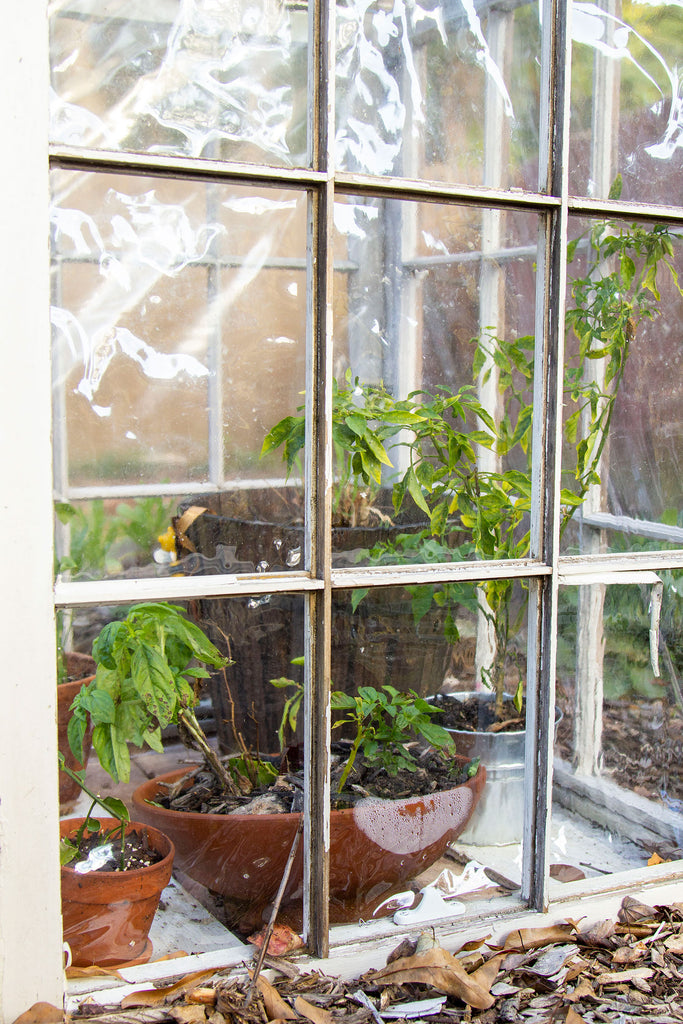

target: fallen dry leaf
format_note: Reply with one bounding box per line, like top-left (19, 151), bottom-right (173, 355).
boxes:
top-left (579, 919), bottom-right (615, 947)
top-left (248, 923), bottom-right (305, 956)
top-left (647, 851), bottom-right (669, 866)
top-left (594, 966), bottom-right (654, 987)
top-left (618, 896), bottom-right (657, 925)
top-left (66, 965), bottom-right (126, 980)
top-left (611, 945), bottom-right (646, 965)
top-left (564, 1007), bottom-right (588, 1024)
top-left (169, 1007), bottom-right (207, 1024)
top-left (664, 932), bottom-right (683, 954)
top-left (256, 977), bottom-right (298, 1021)
top-left (550, 864), bottom-right (586, 883)
top-left (565, 977), bottom-right (596, 1003)
top-left (503, 924), bottom-right (575, 950)
top-left (293, 995), bottom-right (333, 1024)
top-left (11, 1003), bottom-right (63, 1024)
top-left (368, 947), bottom-right (494, 1010)
top-left (121, 970), bottom-right (217, 1008)
top-left (468, 952), bottom-right (505, 995)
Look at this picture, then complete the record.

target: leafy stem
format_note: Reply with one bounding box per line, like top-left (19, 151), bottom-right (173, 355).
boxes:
top-left (57, 752), bottom-right (130, 870)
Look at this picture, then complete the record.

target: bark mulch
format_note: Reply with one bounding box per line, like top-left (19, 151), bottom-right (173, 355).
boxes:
top-left (16, 895), bottom-right (683, 1024)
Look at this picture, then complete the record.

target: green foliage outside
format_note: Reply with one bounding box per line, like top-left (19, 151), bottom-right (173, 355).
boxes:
top-left (55, 495), bottom-right (174, 579)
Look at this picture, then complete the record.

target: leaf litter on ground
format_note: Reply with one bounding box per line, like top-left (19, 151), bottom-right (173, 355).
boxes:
top-left (20, 896), bottom-right (683, 1024)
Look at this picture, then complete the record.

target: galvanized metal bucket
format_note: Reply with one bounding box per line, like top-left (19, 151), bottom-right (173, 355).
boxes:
top-left (438, 692), bottom-right (561, 847)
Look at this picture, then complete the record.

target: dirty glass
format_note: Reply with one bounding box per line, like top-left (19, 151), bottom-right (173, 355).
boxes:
top-left (570, 1), bottom-right (683, 204)
top-left (51, 170), bottom-right (308, 581)
top-left (49, 0), bottom-right (309, 167)
top-left (322, 583), bottom-right (528, 931)
top-left (58, 594), bottom-right (306, 958)
top-left (331, 195), bottom-right (539, 568)
top-left (553, 580), bottom-right (683, 892)
top-left (335, 0), bottom-right (541, 188)
top-left (559, 215), bottom-right (683, 558)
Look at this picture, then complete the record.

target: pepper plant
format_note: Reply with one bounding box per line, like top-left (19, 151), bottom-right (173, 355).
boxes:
top-left (260, 368), bottom-right (428, 526)
top-left (387, 207), bottom-right (683, 717)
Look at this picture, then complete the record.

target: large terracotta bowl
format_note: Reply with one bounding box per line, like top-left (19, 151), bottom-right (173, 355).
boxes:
top-left (132, 758), bottom-right (485, 923)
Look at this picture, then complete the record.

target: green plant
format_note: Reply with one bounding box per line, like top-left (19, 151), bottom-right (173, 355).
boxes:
top-left (55, 499), bottom-right (122, 578)
top-left (57, 752), bottom-right (130, 869)
top-left (114, 495), bottom-right (175, 563)
top-left (260, 369), bottom-right (426, 525)
top-left (55, 496), bottom-right (176, 579)
top-left (384, 211), bottom-right (683, 718)
top-left (330, 685), bottom-right (456, 791)
top-left (68, 602), bottom-right (238, 794)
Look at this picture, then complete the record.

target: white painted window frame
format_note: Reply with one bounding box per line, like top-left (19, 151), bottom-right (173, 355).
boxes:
top-left (3, 0), bottom-right (683, 1018)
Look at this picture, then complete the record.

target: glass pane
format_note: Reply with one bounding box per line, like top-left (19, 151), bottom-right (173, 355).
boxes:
top-left (59, 595), bottom-right (308, 949)
top-left (327, 584), bottom-right (528, 930)
top-left (570, 1), bottom-right (683, 204)
top-left (335, 0), bottom-right (541, 187)
top-left (49, 0), bottom-right (309, 167)
top-left (51, 171), bottom-right (308, 580)
top-left (554, 581), bottom-right (683, 891)
top-left (330, 196), bottom-right (539, 567)
top-left (560, 216), bottom-right (683, 556)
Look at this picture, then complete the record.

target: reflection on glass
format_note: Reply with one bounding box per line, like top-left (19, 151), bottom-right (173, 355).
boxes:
top-left (326, 584), bottom-right (527, 925)
top-left (51, 170), bottom-right (308, 577)
top-left (335, 0), bottom-right (541, 187)
top-left (49, 0), bottom-right (308, 166)
top-left (560, 216), bottom-right (683, 556)
top-left (554, 580), bottom-right (683, 886)
top-left (61, 595), bottom-right (308, 939)
top-left (570, 1), bottom-right (683, 203)
top-left (330, 196), bottom-right (538, 568)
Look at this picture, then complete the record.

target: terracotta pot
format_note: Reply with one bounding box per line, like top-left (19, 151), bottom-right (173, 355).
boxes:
top-left (60, 817), bottom-right (174, 967)
top-left (132, 758), bottom-right (485, 923)
top-left (57, 653), bottom-right (96, 813)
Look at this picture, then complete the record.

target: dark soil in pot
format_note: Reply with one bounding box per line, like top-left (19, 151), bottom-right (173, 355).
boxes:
top-left (64, 826), bottom-right (166, 872)
top-left (152, 745), bottom-right (481, 815)
top-left (431, 693), bottom-right (526, 733)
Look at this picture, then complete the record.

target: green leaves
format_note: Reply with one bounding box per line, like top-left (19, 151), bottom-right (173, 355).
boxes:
top-left (69, 603), bottom-right (229, 783)
top-left (330, 684), bottom-right (455, 791)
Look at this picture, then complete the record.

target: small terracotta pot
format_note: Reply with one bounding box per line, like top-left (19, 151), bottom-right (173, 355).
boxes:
top-left (57, 654), bottom-right (96, 813)
top-left (60, 817), bottom-right (174, 967)
top-left (132, 758), bottom-right (485, 923)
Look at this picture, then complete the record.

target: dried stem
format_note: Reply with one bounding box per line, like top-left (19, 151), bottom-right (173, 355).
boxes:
top-left (178, 708), bottom-right (240, 797)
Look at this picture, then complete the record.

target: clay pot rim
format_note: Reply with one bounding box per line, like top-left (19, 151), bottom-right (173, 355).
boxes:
top-left (431, 691), bottom-right (563, 737)
top-left (57, 673), bottom-right (96, 688)
top-left (133, 757), bottom-right (485, 825)
top-left (60, 816), bottom-right (175, 879)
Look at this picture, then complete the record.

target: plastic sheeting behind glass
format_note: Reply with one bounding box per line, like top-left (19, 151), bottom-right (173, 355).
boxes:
top-left (570, 1), bottom-right (683, 204)
top-left (331, 195), bottom-right (539, 567)
top-left (51, 171), bottom-right (308, 580)
top-left (560, 215), bottom-right (683, 556)
top-left (49, 0), bottom-right (309, 166)
top-left (335, 0), bottom-right (541, 187)
top-left (553, 580), bottom-right (683, 888)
